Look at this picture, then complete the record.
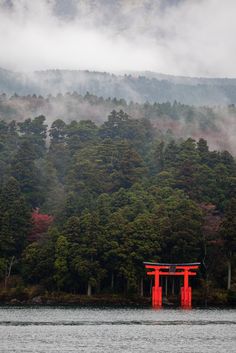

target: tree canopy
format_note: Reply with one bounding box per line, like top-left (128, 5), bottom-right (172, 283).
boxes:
top-left (0, 111), bottom-right (235, 298)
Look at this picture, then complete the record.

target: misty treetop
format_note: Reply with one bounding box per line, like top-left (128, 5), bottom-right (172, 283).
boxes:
top-left (0, 111), bottom-right (236, 298)
top-left (1, 92), bottom-right (236, 154)
top-left (2, 68), bottom-right (236, 106)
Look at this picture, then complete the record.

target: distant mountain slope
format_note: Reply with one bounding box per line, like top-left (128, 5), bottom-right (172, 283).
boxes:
top-left (1, 92), bottom-right (236, 154)
top-left (1, 68), bottom-right (236, 105)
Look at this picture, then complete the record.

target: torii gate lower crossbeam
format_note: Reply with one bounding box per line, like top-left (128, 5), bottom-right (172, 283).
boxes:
top-left (144, 262), bottom-right (200, 309)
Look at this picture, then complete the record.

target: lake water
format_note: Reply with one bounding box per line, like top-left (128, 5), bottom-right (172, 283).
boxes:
top-left (0, 307), bottom-right (235, 352)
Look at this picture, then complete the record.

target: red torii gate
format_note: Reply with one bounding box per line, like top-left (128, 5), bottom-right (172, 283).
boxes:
top-left (144, 262), bottom-right (200, 309)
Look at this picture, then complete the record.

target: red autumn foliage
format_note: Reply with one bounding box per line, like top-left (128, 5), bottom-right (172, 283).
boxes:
top-left (29, 208), bottom-right (54, 242)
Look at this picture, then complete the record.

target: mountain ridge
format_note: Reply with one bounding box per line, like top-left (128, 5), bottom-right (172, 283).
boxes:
top-left (1, 67), bottom-right (236, 105)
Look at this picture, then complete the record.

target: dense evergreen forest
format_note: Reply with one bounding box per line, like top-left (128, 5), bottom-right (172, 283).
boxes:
top-left (2, 68), bottom-right (236, 106)
top-left (1, 92), bottom-right (236, 154)
top-left (0, 111), bottom-right (235, 305)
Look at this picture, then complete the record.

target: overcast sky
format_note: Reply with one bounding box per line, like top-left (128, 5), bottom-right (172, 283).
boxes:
top-left (0, 0), bottom-right (235, 77)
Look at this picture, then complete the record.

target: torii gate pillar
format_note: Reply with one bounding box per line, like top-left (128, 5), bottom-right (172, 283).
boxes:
top-left (152, 269), bottom-right (162, 309)
top-left (144, 262), bottom-right (200, 309)
top-left (181, 268), bottom-right (192, 309)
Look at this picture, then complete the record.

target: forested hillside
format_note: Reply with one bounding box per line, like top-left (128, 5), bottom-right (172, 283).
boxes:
top-left (1, 92), bottom-right (236, 154)
top-left (0, 111), bottom-right (235, 304)
top-left (2, 68), bottom-right (236, 105)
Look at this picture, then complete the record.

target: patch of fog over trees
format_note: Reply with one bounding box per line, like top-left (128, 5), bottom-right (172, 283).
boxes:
top-left (0, 91), bottom-right (236, 154)
top-left (2, 68), bottom-right (236, 105)
top-left (0, 111), bottom-right (235, 303)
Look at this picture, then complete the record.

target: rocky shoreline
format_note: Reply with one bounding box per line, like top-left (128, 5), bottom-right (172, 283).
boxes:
top-left (1, 291), bottom-right (235, 308)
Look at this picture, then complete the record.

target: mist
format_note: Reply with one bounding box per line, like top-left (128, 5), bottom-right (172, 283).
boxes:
top-left (0, 0), bottom-right (236, 77)
top-left (1, 92), bottom-right (236, 155)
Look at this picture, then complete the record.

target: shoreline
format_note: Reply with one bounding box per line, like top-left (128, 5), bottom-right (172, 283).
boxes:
top-left (0, 293), bottom-right (235, 308)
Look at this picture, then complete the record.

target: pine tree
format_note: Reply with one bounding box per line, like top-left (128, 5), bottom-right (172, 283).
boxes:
top-left (0, 177), bottom-right (31, 287)
top-left (220, 198), bottom-right (236, 290)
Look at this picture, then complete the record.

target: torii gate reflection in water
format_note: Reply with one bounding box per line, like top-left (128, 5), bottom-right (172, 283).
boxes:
top-left (144, 262), bottom-right (200, 309)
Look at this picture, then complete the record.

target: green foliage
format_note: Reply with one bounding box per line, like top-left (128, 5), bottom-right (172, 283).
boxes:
top-left (220, 199), bottom-right (236, 258)
top-left (0, 177), bottom-right (31, 258)
top-left (0, 257), bottom-right (6, 280)
top-left (11, 140), bottom-right (43, 207)
top-left (22, 237), bottom-right (55, 287)
top-left (0, 112), bottom-right (235, 297)
top-left (54, 235), bottom-right (69, 290)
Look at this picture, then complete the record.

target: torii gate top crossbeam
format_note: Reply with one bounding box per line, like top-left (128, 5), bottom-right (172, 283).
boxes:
top-left (144, 262), bottom-right (200, 267)
top-left (144, 262), bottom-right (200, 271)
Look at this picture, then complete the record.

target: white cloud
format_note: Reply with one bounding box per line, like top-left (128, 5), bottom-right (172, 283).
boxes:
top-left (0, 0), bottom-right (235, 77)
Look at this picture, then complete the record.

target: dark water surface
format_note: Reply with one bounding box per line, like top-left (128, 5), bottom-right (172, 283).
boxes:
top-left (0, 307), bottom-right (235, 352)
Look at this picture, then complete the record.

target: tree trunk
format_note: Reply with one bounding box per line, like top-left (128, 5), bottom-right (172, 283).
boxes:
top-left (172, 277), bottom-right (175, 295)
top-left (150, 278), bottom-right (153, 296)
top-left (126, 279), bottom-right (129, 294)
top-left (227, 259), bottom-right (231, 290)
top-left (140, 277), bottom-right (144, 297)
top-left (97, 280), bottom-right (101, 294)
top-left (202, 234), bottom-right (208, 307)
top-left (111, 272), bottom-right (114, 290)
top-left (4, 256), bottom-right (15, 289)
top-left (87, 282), bottom-right (92, 296)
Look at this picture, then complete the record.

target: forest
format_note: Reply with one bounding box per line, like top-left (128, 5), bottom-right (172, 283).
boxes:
top-left (1, 92), bottom-right (236, 154)
top-left (0, 110), bottom-right (235, 305)
top-left (2, 67), bottom-right (236, 106)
